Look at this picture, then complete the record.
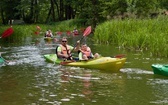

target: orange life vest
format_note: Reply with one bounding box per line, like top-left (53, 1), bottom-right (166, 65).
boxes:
top-left (81, 47), bottom-right (92, 57)
top-left (60, 45), bottom-right (71, 56)
top-left (46, 33), bottom-right (52, 37)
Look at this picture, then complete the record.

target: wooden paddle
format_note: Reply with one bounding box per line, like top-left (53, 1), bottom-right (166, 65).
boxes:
top-left (0, 26), bottom-right (14, 38)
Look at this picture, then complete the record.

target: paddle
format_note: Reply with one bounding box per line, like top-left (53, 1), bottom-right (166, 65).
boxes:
top-left (114, 54), bottom-right (126, 58)
top-left (60, 61), bottom-right (74, 65)
top-left (0, 26), bottom-right (14, 38)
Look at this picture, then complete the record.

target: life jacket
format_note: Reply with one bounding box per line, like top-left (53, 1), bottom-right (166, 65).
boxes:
top-left (81, 47), bottom-right (92, 57)
top-left (59, 45), bottom-right (71, 56)
top-left (46, 32), bottom-right (52, 37)
top-left (73, 30), bottom-right (79, 35)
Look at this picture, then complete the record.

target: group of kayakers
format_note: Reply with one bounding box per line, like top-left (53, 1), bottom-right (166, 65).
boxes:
top-left (56, 37), bottom-right (100, 61)
top-left (44, 28), bottom-right (79, 38)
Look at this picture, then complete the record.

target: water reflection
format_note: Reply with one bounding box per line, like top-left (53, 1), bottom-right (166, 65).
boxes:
top-left (81, 71), bottom-right (93, 100)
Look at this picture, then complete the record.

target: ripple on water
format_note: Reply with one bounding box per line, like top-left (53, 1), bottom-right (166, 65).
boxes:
top-left (7, 46), bottom-right (45, 66)
top-left (61, 98), bottom-right (70, 101)
top-left (120, 68), bottom-right (153, 75)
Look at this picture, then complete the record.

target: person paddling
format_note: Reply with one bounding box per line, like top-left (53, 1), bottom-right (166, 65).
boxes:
top-left (78, 44), bottom-right (100, 60)
top-left (56, 37), bottom-right (80, 60)
top-left (72, 28), bottom-right (79, 36)
top-left (45, 30), bottom-right (53, 37)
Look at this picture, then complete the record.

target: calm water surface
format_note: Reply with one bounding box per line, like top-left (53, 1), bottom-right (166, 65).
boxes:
top-left (0, 36), bottom-right (168, 105)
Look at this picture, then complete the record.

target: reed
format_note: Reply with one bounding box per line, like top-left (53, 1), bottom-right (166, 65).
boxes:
top-left (93, 16), bottom-right (168, 57)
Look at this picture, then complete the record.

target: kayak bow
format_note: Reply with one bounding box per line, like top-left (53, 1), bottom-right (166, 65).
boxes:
top-left (152, 64), bottom-right (168, 77)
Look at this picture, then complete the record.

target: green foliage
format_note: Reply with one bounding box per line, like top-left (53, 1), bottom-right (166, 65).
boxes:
top-left (0, 0), bottom-right (167, 26)
top-left (93, 16), bottom-right (168, 57)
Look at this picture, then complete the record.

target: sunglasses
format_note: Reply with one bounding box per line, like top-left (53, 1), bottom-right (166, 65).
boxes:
top-left (62, 41), bottom-right (67, 42)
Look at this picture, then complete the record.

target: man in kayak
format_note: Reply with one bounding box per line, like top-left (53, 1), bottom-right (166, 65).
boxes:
top-left (56, 37), bottom-right (80, 60)
top-left (79, 44), bottom-right (100, 60)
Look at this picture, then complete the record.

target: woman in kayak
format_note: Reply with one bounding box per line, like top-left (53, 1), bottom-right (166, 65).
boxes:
top-left (45, 30), bottom-right (53, 37)
top-left (56, 37), bottom-right (80, 60)
top-left (79, 44), bottom-right (100, 60)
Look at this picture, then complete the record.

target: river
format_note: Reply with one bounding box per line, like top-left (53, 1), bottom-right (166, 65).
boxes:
top-left (0, 35), bottom-right (168, 105)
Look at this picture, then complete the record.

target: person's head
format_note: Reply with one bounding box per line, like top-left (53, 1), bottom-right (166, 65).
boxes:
top-left (48, 30), bottom-right (51, 33)
top-left (61, 37), bottom-right (68, 46)
top-left (81, 44), bottom-right (87, 50)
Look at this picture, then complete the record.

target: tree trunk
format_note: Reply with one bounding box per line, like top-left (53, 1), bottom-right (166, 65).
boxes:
top-left (51, 0), bottom-right (55, 21)
top-left (59, 0), bottom-right (64, 20)
top-left (0, 8), bottom-right (5, 24)
top-left (91, 0), bottom-right (98, 30)
top-left (46, 7), bottom-right (52, 23)
top-left (65, 5), bottom-right (72, 20)
top-left (30, 0), bottom-right (34, 23)
top-left (34, 0), bottom-right (38, 23)
top-left (53, 0), bottom-right (60, 21)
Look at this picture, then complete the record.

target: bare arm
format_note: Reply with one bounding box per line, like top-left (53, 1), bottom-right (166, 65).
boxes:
top-left (73, 40), bottom-right (80, 51)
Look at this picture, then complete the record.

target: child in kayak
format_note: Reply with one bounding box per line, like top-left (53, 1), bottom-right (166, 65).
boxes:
top-left (79, 44), bottom-right (100, 60)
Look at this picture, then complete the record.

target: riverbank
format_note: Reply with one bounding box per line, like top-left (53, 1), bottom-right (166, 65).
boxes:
top-left (94, 16), bottom-right (168, 57)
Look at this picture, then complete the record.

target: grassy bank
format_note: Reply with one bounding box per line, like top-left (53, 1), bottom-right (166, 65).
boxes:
top-left (93, 16), bottom-right (168, 57)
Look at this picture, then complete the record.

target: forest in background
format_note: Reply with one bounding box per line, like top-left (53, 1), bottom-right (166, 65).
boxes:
top-left (0, 0), bottom-right (168, 29)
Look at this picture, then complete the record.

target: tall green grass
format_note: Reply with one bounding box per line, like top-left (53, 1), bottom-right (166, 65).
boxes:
top-left (93, 16), bottom-right (168, 57)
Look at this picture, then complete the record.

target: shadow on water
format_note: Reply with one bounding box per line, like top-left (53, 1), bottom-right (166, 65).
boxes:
top-left (1, 36), bottom-right (168, 105)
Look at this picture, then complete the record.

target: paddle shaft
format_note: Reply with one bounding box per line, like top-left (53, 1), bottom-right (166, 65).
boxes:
top-left (71, 32), bottom-right (87, 54)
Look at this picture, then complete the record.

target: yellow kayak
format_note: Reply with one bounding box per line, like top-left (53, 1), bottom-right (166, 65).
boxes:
top-left (44, 37), bottom-right (53, 41)
top-left (44, 54), bottom-right (126, 72)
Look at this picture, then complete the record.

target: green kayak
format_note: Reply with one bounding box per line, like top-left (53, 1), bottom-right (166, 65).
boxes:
top-left (0, 57), bottom-right (5, 64)
top-left (44, 54), bottom-right (126, 72)
top-left (152, 64), bottom-right (168, 76)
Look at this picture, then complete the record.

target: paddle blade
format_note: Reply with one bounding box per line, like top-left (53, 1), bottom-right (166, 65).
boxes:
top-left (83, 26), bottom-right (91, 36)
top-left (1, 27), bottom-right (14, 38)
top-left (66, 31), bottom-right (71, 35)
